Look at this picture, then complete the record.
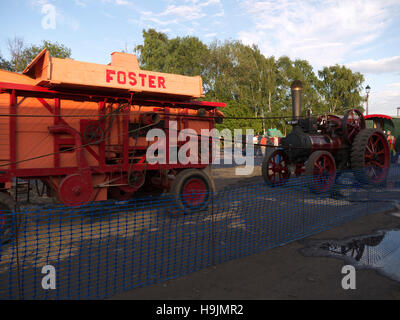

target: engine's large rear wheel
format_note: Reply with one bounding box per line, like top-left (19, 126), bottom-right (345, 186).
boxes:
top-left (169, 169), bottom-right (214, 214)
top-left (351, 129), bottom-right (390, 185)
top-left (262, 149), bottom-right (291, 186)
top-left (305, 151), bottom-right (336, 193)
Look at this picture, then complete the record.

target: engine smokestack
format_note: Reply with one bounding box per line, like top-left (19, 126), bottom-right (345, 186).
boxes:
top-left (291, 80), bottom-right (303, 120)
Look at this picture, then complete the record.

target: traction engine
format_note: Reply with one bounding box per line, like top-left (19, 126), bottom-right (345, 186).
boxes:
top-left (262, 80), bottom-right (390, 192)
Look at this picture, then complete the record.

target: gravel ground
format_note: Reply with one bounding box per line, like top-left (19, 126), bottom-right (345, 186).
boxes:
top-left (1, 159), bottom-right (399, 300)
top-left (111, 209), bottom-right (400, 300)
top-left (110, 162), bottom-right (400, 300)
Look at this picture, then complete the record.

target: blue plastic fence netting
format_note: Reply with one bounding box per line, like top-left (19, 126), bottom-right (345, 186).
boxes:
top-left (0, 166), bottom-right (399, 300)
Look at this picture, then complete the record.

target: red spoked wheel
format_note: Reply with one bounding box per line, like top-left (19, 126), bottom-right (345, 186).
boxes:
top-left (169, 169), bottom-right (214, 213)
top-left (305, 151), bottom-right (336, 193)
top-left (351, 129), bottom-right (390, 185)
top-left (83, 123), bottom-right (104, 145)
top-left (262, 149), bottom-right (291, 186)
top-left (342, 109), bottom-right (366, 144)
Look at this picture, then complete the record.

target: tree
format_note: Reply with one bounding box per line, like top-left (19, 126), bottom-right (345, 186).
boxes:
top-left (292, 59), bottom-right (324, 115)
top-left (205, 40), bottom-right (265, 132)
top-left (265, 56), bottom-right (277, 113)
top-left (7, 36), bottom-right (24, 73)
top-left (135, 29), bottom-right (209, 75)
top-left (0, 54), bottom-right (12, 71)
top-left (134, 29), bottom-right (367, 133)
top-left (135, 29), bottom-right (169, 72)
top-left (318, 65), bottom-right (365, 114)
top-left (7, 39), bottom-right (71, 73)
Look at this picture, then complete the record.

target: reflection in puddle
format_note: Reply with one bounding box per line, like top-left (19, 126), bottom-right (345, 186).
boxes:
top-left (301, 229), bottom-right (400, 282)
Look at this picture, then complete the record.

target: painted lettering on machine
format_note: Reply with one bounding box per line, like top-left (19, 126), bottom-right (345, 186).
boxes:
top-left (106, 69), bottom-right (166, 89)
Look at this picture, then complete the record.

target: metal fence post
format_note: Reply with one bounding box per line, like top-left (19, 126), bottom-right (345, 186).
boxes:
top-left (302, 187), bottom-right (305, 236)
top-left (211, 191), bottom-right (215, 267)
top-left (14, 208), bottom-right (22, 300)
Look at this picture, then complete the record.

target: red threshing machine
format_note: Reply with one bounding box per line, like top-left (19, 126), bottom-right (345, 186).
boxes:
top-left (0, 50), bottom-right (225, 233)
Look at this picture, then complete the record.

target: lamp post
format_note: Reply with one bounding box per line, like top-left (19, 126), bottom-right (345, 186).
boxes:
top-left (365, 85), bottom-right (371, 115)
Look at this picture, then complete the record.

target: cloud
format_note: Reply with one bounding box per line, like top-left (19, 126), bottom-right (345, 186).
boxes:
top-left (159, 5), bottom-right (206, 21)
top-left (75, 0), bottom-right (86, 8)
top-left (237, 0), bottom-right (400, 67)
top-left (101, 0), bottom-right (130, 6)
top-left (138, 0), bottom-right (224, 30)
top-left (102, 11), bottom-right (116, 19)
top-left (115, 0), bottom-right (129, 4)
top-left (370, 87), bottom-right (400, 115)
top-left (30, 0), bottom-right (47, 5)
top-left (347, 56), bottom-right (400, 74)
top-left (134, 13), bottom-right (178, 26)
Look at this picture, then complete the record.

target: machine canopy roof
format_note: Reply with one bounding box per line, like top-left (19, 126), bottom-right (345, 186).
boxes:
top-left (365, 114), bottom-right (393, 120)
top-left (365, 114), bottom-right (395, 127)
top-left (20, 49), bottom-right (203, 99)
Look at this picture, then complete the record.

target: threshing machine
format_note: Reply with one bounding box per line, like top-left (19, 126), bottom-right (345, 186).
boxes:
top-left (0, 49), bottom-right (225, 240)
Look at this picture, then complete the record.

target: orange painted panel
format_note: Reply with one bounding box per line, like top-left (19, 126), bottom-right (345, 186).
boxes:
top-left (0, 93), bottom-right (10, 162)
top-left (0, 93), bottom-right (103, 169)
top-left (23, 50), bottom-right (203, 98)
top-left (0, 69), bottom-right (36, 86)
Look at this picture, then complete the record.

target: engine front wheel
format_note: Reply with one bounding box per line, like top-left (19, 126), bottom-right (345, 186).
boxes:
top-left (305, 151), bottom-right (336, 194)
top-left (261, 149), bottom-right (291, 187)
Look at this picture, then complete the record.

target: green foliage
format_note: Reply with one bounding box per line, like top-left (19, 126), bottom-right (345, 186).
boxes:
top-left (8, 39), bottom-right (71, 73)
top-left (0, 54), bottom-right (12, 71)
top-left (135, 29), bottom-right (209, 78)
top-left (135, 29), bottom-right (367, 133)
top-left (318, 65), bottom-right (365, 114)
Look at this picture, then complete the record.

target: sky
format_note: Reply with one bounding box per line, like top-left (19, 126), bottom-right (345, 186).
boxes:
top-left (0, 0), bottom-right (399, 115)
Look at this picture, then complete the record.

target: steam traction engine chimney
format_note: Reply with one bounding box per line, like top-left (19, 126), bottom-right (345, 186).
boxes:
top-left (280, 79), bottom-right (309, 162)
top-left (291, 80), bottom-right (303, 120)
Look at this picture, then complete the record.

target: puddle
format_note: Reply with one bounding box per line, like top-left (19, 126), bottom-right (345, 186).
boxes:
top-left (301, 229), bottom-right (400, 283)
top-left (391, 212), bottom-right (400, 218)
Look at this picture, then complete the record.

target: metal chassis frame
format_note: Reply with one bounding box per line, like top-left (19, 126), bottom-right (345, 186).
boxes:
top-left (0, 82), bottom-right (223, 184)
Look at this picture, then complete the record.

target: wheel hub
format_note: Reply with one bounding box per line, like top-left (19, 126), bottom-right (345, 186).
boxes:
top-left (183, 178), bottom-right (207, 206)
top-left (59, 174), bottom-right (93, 207)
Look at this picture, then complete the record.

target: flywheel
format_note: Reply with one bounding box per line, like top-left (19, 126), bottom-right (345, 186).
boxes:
top-left (58, 174), bottom-right (94, 206)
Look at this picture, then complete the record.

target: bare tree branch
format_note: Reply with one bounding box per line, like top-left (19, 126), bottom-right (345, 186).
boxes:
top-left (7, 36), bottom-right (24, 72)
